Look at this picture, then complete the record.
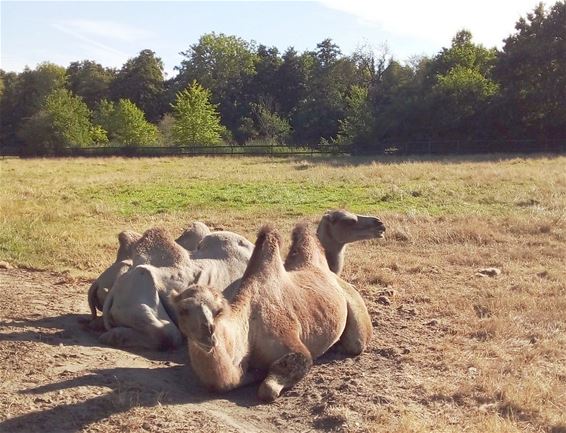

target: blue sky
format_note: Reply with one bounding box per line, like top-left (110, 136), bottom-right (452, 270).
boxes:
top-left (1, 1), bottom-right (540, 77)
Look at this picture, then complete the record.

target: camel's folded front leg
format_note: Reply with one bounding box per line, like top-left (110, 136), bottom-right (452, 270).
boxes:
top-left (257, 351), bottom-right (313, 402)
top-left (334, 278), bottom-right (372, 356)
top-left (99, 322), bottom-right (182, 350)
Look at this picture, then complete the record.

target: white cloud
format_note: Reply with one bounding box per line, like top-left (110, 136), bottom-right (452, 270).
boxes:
top-left (50, 19), bottom-right (154, 67)
top-left (319, 0), bottom-right (540, 47)
top-left (57, 19), bottom-right (153, 43)
top-left (51, 22), bottom-right (127, 58)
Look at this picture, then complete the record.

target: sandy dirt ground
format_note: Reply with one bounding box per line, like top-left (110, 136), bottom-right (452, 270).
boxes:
top-left (0, 266), bottom-right (453, 433)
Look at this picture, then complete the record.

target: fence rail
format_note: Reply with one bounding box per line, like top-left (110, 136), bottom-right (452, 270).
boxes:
top-left (1, 138), bottom-right (565, 157)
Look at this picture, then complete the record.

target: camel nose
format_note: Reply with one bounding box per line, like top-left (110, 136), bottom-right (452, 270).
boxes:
top-left (374, 219), bottom-right (386, 231)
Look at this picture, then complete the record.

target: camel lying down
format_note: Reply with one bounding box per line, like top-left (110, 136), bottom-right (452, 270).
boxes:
top-left (87, 221), bottom-right (213, 324)
top-left (172, 223), bottom-right (372, 402)
top-left (99, 226), bottom-right (254, 350)
top-left (87, 211), bottom-right (384, 351)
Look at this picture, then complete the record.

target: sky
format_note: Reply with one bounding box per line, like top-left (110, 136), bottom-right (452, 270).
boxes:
top-left (1, 0), bottom-right (541, 77)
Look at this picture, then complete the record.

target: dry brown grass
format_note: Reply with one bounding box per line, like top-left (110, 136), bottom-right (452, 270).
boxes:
top-left (0, 154), bottom-right (565, 432)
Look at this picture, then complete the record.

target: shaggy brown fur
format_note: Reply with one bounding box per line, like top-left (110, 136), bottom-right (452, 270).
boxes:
top-left (132, 227), bottom-right (188, 268)
top-left (174, 223), bottom-right (372, 402)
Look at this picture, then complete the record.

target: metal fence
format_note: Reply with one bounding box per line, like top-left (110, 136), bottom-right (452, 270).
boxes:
top-left (1, 138), bottom-right (565, 158)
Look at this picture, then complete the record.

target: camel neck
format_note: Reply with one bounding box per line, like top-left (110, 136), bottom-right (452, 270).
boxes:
top-left (317, 231), bottom-right (346, 275)
top-left (316, 223), bottom-right (346, 275)
top-left (324, 244), bottom-right (345, 275)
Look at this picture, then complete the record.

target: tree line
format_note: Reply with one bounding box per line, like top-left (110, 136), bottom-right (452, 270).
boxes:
top-left (1, 1), bottom-right (564, 154)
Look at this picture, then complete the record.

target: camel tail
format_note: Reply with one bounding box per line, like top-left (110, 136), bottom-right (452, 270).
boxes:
top-left (87, 281), bottom-right (100, 320)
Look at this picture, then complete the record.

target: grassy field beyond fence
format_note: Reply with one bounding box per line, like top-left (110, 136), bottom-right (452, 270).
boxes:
top-left (1, 154), bottom-right (565, 274)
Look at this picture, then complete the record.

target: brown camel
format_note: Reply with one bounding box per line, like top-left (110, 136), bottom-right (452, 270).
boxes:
top-left (317, 209), bottom-right (385, 275)
top-left (173, 223), bottom-right (372, 401)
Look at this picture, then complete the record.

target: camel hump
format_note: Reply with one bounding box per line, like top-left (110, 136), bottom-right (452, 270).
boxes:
top-left (242, 225), bottom-right (284, 280)
top-left (255, 225), bottom-right (282, 256)
top-left (133, 227), bottom-right (188, 267)
top-left (116, 230), bottom-right (142, 261)
top-left (286, 222), bottom-right (327, 270)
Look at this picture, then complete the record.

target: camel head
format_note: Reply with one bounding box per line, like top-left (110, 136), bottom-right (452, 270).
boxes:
top-left (175, 221), bottom-right (211, 251)
top-left (172, 284), bottom-right (228, 352)
top-left (317, 210), bottom-right (385, 246)
top-left (116, 230), bottom-right (142, 261)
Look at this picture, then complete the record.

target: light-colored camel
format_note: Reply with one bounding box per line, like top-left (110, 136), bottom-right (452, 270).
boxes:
top-left (317, 210), bottom-right (385, 275)
top-left (172, 223), bottom-right (372, 401)
top-left (99, 226), bottom-right (254, 350)
top-left (175, 221), bottom-right (211, 251)
top-left (88, 222), bottom-right (213, 321)
top-left (87, 230), bottom-right (141, 325)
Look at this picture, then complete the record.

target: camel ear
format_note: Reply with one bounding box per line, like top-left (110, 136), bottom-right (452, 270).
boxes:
top-left (170, 289), bottom-right (181, 305)
top-left (324, 210), bottom-right (339, 223)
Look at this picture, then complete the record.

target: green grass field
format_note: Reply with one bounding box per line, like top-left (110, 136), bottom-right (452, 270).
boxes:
top-left (1, 155), bottom-right (564, 275)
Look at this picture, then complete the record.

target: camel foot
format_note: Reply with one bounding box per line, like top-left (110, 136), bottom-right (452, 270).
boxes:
top-left (258, 352), bottom-right (312, 402)
top-left (87, 317), bottom-right (106, 332)
top-left (332, 339), bottom-right (366, 356)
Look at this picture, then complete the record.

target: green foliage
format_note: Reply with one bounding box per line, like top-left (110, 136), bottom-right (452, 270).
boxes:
top-left (495, 1), bottom-right (566, 136)
top-left (171, 80), bottom-right (225, 146)
top-left (423, 31), bottom-right (499, 137)
top-left (239, 102), bottom-right (291, 144)
top-left (1, 2), bottom-right (565, 154)
top-left (67, 60), bottom-right (115, 108)
top-left (18, 88), bottom-right (104, 152)
top-left (176, 33), bottom-right (257, 130)
top-left (111, 49), bottom-right (165, 122)
top-left (336, 85), bottom-right (373, 146)
top-left (157, 113), bottom-right (175, 146)
top-left (95, 99), bottom-right (158, 147)
top-left (0, 63), bottom-right (67, 146)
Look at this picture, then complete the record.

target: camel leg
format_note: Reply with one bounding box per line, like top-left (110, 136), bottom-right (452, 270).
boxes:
top-left (99, 322), bottom-right (182, 351)
top-left (334, 279), bottom-right (373, 356)
top-left (87, 316), bottom-right (106, 332)
top-left (257, 351), bottom-right (312, 402)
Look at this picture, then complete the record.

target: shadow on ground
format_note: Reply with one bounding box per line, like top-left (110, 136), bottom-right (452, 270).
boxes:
top-left (0, 313), bottom-right (183, 363)
top-left (0, 364), bottom-right (261, 433)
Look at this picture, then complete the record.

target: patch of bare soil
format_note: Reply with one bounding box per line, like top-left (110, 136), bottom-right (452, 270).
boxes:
top-left (1, 245), bottom-right (563, 433)
top-left (0, 267), bottom-right (434, 433)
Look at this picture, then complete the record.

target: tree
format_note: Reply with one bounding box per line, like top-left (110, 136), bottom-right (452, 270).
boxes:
top-left (67, 60), bottom-right (115, 108)
top-left (0, 63), bottom-right (67, 146)
top-left (95, 99), bottom-right (158, 146)
top-left (424, 30), bottom-right (499, 138)
top-left (495, 1), bottom-right (566, 137)
top-left (239, 102), bottom-right (291, 144)
top-left (175, 33), bottom-right (257, 132)
top-left (110, 49), bottom-right (165, 122)
top-left (291, 40), bottom-right (358, 143)
top-left (170, 80), bottom-right (225, 146)
top-left (336, 85), bottom-right (373, 148)
top-left (18, 88), bottom-right (105, 152)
